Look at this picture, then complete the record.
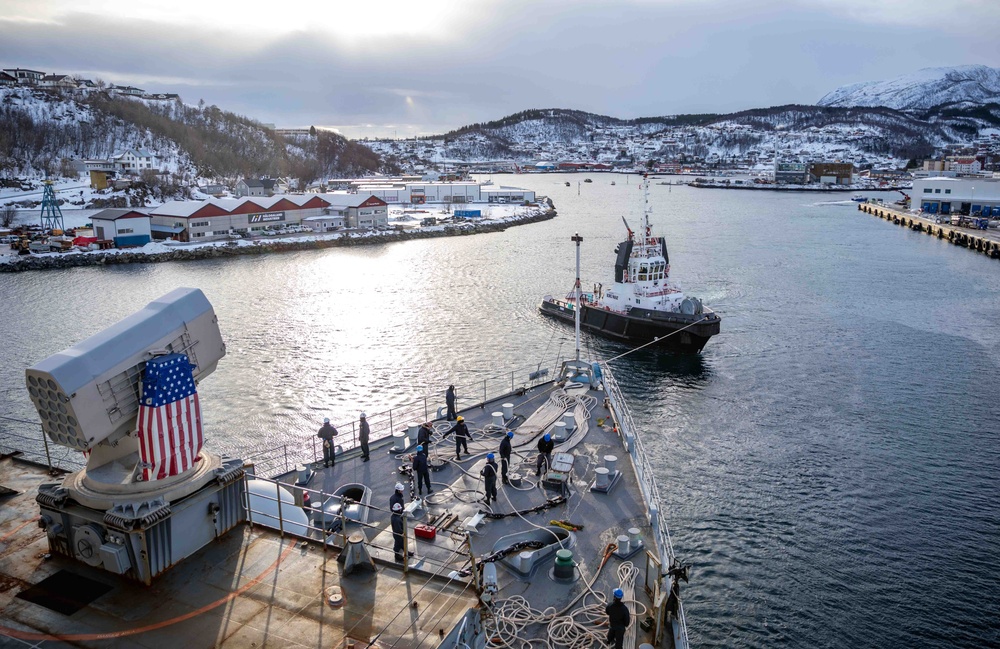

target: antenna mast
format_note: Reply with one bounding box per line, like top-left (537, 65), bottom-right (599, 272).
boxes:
top-left (40, 180), bottom-right (65, 232)
top-left (572, 232), bottom-right (583, 362)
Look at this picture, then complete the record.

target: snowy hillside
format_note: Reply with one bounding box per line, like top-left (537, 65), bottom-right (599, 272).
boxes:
top-left (366, 100), bottom-right (1000, 172)
top-left (817, 65), bottom-right (1000, 110)
top-left (0, 87), bottom-right (383, 193)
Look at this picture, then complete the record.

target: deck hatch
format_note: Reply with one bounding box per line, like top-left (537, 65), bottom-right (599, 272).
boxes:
top-left (15, 569), bottom-right (114, 615)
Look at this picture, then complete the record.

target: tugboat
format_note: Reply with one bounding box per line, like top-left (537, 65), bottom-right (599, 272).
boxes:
top-left (539, 175), bottom-right (721, 352)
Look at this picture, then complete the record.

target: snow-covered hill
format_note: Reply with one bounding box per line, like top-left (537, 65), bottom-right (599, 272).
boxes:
top-left (817, 65), bottom-right (1000, 110)
top-left (0, 87), bottom-right (382, 196)
top-left (365, 100), bottom-right (1000, 172)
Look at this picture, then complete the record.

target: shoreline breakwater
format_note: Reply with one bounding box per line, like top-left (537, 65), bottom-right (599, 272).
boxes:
top-left (1, 206), bottom-right (556, 273)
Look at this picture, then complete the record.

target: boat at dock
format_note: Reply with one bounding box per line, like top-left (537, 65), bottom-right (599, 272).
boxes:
top-left (539, 176), bottom-right (721, 352)
top-left (0, 287), bottom-right (691, 648)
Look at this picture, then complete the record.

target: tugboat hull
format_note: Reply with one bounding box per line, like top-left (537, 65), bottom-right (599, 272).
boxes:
top-left (539, 299), bottom-right (720, 352)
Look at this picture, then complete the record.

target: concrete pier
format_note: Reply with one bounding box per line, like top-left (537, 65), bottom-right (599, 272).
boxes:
top-left (858, 202), bottom-right (1000, 260)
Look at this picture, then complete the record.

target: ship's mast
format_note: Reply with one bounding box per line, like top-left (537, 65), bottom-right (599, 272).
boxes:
top-left (572, 232), bottom-right (583, 362)
top-left (642, 173), bottom-right (652, 246)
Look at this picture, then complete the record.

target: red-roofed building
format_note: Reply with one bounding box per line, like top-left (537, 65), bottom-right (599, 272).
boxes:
top-left (148, 193), bottom-right (390, 241)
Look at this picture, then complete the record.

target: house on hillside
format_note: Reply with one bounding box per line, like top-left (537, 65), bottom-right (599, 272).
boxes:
top-left (0, 71), bottom-right (17, 86)
top-left (2, 68), bottom-right (45, 85)
top-left (109, 85), bottom-right (145, 96)
top-left (235, 178), bottom-right (279, 197)
top-left (111, 149), bottom-right (156, 172)
top-left (146, 93), bottom-right (181, 101)
top-left (39, 74), bottom-right (79, 89)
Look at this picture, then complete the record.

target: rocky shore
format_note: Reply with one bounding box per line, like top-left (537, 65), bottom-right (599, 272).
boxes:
top-left (1, 206), bottom-right (555, 273)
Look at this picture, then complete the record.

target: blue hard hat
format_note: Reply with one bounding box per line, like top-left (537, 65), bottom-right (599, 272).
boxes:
top-left (507, 431), bottom-right (514, 438)
top-left (613, 588), bottom-right (623, 599)
top-left (487, 452), bottom-right (495, 460)
top-left (544, 433), bottom-right (551, 441)
top-left (417, 445), bottom-right (424, 452)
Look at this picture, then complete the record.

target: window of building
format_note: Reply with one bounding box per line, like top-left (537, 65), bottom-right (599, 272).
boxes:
top-left (934, 189), bottom-right (941, 193)
top-left (944, 189), bottom-right (951, 194)
top-left (193, 232), bottom-right (205, 238)
top-left (213, 230), bottom-right (228, 235)
top-left (191, 221), bottom-right (210, 227)
top-left (118, 228), bottom-right (133, 234)
top-left (923, 188), bottom-right (933, 193)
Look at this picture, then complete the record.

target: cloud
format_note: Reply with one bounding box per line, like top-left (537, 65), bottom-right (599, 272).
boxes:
top-left (1, 0), bottom-right (998, 137)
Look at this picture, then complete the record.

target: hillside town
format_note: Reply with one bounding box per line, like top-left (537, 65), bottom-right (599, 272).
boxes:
top-left (2, 62), bottom-right (1000, 262)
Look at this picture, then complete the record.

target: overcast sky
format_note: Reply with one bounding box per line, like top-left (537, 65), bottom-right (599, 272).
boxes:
top-left (2, 0), bottom-right (998, 138)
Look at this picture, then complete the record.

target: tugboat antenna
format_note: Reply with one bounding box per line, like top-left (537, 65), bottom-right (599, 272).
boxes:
top-left (571, 232), bottom-right (583, 362)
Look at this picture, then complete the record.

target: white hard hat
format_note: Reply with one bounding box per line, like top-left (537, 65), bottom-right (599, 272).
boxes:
top-left (392, 502), bottom-right (403, 512)
top-left (323, 418), bottom-right (330, 423)
top-left (360, 412), bottom-right (367, 418)
top-left (395, 482), bottom-right (404, 492)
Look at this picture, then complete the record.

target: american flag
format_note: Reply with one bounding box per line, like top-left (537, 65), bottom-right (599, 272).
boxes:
top-left (137, 353), bottom-right (203, 481)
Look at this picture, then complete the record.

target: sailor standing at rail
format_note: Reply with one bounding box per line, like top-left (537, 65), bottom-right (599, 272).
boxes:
top-left (444, 416), bottom-right (470, 460)
top-left (481, 453), bottom-right (498, 506)
top-left (445, 384), bottom-right (457, 421)
top-left (536, 433), bottom-right (553, 477)
top-left (358, 413), bottom-right (370, 462)
top-left (318, 418), bottom-right (337, 468)
top-left (499, 430), bottom-right (513, 485)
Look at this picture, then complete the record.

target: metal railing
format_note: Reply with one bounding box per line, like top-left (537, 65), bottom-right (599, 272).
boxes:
top-left (1, 360), bottom-right (564, 479)
top-left (0, 414), bottom-right (85, 474)
top-left (600, 362), bottom-right (690, 649)
top-left (243, 360), bottom-right (562, 475)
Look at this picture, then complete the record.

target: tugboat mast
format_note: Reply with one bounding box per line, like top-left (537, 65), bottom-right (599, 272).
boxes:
top-left (572, 232), bottom-right (583, 362)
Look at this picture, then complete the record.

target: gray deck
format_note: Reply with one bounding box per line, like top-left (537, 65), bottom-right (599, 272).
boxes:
top-left (0, 377), bottom-right (669, 648)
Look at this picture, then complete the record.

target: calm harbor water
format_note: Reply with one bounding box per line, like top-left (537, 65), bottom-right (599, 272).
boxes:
top-left (1, 175), bottom-right (998, 647)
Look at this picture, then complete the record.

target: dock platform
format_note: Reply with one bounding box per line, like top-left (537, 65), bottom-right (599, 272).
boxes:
top-left (858, 202), bottom-right (1000, 259)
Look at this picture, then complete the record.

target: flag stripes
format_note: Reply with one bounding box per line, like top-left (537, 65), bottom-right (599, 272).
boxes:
top-left (136, 353), bottom-right (203, 481)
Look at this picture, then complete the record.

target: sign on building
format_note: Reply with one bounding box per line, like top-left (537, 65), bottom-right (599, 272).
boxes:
top-left (248, 212), bottom-right (286, 223)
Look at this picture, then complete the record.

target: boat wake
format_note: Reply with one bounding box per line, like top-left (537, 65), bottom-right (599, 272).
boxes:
top-left (811, 200), bottom-right (856, 206)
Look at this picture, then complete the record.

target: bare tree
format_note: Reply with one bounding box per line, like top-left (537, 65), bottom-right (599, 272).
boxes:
top-left (1, 204), bottom-right (17, 228)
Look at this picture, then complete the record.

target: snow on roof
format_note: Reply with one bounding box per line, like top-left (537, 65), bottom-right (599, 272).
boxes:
top-left (284, 194), bottom-right (322, 206)
top-left (152, 194), bottom-right (335, 218)
top-left (315, 192), bottom-right (384, 207)
top-left (208, 198), bottom-right (246, 212)
top-left (91, 209), bottom-right (149, 221)
top-left (151, 201), bottom-right (209, 217)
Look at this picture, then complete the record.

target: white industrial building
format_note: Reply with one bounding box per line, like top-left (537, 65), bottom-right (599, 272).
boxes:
top-left (914, 177), bottom-right (1000, 216)
top-left (90, 209), bottom-right (152, 241)
top-left (328, 179), bottom-right (536, 205)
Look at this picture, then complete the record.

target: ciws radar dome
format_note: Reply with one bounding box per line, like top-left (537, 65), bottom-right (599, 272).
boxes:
top-left (26, 288), bottom-right (246, 585)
